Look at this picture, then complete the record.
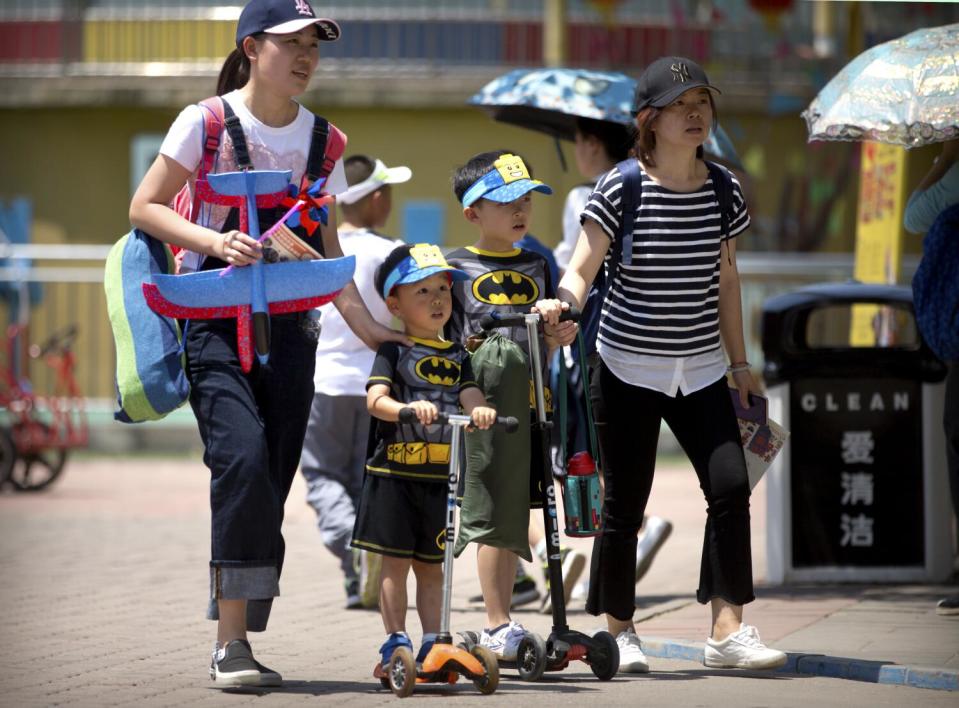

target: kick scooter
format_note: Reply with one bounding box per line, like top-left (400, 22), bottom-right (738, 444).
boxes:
top-left (460, 310), bottom-right (619, 681)
top-left (375, 408), bottom-right (517, 697)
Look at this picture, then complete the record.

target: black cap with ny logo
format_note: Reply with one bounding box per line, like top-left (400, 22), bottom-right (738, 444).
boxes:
top-left (632, 56), bottom-right (721, 114)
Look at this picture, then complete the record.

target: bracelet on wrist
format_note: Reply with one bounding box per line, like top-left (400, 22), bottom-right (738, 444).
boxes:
top-left (727, 362), bottom-right (751, 374)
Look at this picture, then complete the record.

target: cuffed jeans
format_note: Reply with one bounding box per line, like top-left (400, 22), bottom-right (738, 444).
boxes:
top-left (586, 360), bottom-right (755, 621)
top-left (185, 314), bottom-right (317, 631)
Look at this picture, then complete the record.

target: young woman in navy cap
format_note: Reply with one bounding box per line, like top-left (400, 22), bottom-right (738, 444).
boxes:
top-left (536, 56), bottom-right (787, 673)
top-left (129, 0), bottom-right (406, 687)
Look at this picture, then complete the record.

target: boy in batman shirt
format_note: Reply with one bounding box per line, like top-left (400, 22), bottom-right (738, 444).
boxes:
top-left (352, 243), bottom-right (497, 674)
top-left (444, 152), bottom-right (577, 659)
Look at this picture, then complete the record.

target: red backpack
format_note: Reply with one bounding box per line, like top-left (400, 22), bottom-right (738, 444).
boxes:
top-left (170, 96), bottom-right (347, 264)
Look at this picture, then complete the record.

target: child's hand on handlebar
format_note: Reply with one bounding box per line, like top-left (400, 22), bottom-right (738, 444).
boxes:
top-left (469, 406), bottom-right (497, 430)
top-left (405, 400), bottom-right (438, 425)
top-left (532, 298), bottom-right (568, 325)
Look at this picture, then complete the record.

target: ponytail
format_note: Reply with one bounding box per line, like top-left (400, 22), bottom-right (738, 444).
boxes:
top-left (216, 48), bottom-right (251, 95)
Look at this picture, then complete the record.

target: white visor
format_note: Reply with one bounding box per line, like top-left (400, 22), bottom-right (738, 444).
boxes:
top-left (338, 159), bottom-right (413, 205)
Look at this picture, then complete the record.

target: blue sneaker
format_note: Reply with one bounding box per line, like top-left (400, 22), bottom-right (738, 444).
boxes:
top-left (415, 638), bottom-right (435, 665)
top-left (379, 632), bottom-right (413, 666)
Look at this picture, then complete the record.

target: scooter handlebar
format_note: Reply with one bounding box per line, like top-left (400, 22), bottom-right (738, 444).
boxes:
top-left (478, 306), bottom-right (581, 332)
top-left (398, 407), bottom-right (518, 433)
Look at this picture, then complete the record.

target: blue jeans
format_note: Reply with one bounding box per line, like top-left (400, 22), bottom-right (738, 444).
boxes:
top-left (185, 313), bottom-right (317, 631)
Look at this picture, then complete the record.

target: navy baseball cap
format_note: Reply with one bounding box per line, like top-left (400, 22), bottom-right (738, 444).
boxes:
top-left (633, 56), bottom-right (720, 113)
top-left (461, 153), bottom-right (553, 208)
top-left (236, 0), bottom-right (341, 48)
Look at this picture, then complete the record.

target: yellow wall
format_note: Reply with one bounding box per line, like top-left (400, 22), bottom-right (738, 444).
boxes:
top-left (0, 103), bottom-right (938, 401)
top-left (83, 21), bottom-right (234, 63)
top-left (0, 104), bottom-right (882, 252)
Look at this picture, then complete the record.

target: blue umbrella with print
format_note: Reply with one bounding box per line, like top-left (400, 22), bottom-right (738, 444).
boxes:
top-left (468, 67), bottom-right (743, 170)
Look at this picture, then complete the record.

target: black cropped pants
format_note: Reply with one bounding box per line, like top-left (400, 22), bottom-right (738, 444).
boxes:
top-left (585, 359), bottom-right (755, 621)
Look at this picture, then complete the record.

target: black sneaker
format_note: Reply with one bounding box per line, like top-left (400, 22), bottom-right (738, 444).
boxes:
top-left (210, 639), bottom-right (282, 687)
top-left (510, 576), bottom-right (540, 608)
top-left (937, 594), bottom-right (959, 616)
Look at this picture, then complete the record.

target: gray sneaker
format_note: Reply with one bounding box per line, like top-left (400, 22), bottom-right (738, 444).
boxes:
top-left (635, 516), bottom-right (672, 584)
top-left (210, 640), bottom-right (282, 687)
top-left (937, 594), bottom-right (959, 616)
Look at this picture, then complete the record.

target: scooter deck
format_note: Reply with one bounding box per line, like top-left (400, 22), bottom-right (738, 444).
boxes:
top-left (373, 644), bottom-right (486, 685)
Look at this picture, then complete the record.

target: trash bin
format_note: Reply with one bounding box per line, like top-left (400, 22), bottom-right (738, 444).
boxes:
top-left (761, 282), bottom-right (952, 583)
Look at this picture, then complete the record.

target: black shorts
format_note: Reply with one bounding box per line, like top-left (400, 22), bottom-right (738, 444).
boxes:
top-left (352, 474), bottom-right (447, 563)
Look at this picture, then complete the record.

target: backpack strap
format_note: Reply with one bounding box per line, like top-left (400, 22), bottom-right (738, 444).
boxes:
top-left (613, 157), bottom-right (643, 269)
top-left (306, 116), bottom-right (330, 183)
top-left (184, 97), bottom-right (225, 226)
top-left (221, 100), bottom-right (252, 170)
top-left (196, 97), bottom-right (224, 182)
top-left (705, 160), bottom-right (733, 241)
top-left (705, 160), bottom-right (735, 265)
top-left (304, 116), bottom-right (347, 186)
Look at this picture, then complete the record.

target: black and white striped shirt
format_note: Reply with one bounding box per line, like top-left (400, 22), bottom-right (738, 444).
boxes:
top-left (582, 162), bottom-right (749, 359)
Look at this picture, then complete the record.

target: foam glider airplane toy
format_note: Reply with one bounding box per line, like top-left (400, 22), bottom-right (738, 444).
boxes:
top-left (142, 169), bottom-right (355, 373)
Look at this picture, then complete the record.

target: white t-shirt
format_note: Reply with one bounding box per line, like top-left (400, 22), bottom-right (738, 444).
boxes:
top-left (159, 90), bottom-right (348, 271)
top-left (313, 228), bottom-right (401, 396)
top-left (554, 183), bottom-right (594, 270)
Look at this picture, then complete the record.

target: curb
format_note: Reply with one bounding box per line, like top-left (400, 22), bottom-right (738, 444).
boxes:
top-left (641, 637), bottom-right (959, 692)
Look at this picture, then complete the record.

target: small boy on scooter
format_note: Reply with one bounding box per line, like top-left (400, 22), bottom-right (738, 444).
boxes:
top-left (351, 243), bottom-right (497, 673)
top-left (444, 151), bottom-right (578, 660)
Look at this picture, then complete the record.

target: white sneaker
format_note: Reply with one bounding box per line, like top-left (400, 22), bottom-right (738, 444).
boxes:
top-left (570, 579), bottom-right (589, 602)
top-left (704, 624), bottom-right (787, 670)
top-left (615, 630), bottom-right (650, 673)
top-left (635, 516), bottom-right (672, 584)
top-left (480, 621), bottom-right (526, 661)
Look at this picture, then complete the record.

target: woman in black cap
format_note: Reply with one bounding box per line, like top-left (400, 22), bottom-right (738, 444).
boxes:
top-left (129, 0), bottom-right (406, 687)
top-left (536, 56), bottom-right (786, 673)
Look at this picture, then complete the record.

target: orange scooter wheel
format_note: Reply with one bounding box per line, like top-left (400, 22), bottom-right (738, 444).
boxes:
top-left (387, 647), bottom-right (416, 697)
top-left (470, 645), bottom-right (499, 695)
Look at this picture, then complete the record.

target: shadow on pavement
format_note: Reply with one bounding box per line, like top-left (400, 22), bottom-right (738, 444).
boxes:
top-left (218, 678), bottom-right (603, 697)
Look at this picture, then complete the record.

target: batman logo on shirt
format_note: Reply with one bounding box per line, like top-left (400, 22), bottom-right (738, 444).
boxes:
top-left (415, 356), bottom-right (461, 386)
top-left (472, 270), bottom-right (540, 306)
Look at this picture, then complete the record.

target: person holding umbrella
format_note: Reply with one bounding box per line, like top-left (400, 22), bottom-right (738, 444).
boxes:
top-left (535, 56), bottom-right (787, 672)
top-left (903, 138), bottom-right (959, 616)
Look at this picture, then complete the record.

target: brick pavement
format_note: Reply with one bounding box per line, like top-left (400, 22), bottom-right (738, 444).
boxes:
top-left (0, 456), bottom-right (956, 706)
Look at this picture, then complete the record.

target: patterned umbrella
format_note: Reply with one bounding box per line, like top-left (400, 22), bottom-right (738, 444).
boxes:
top-left (469, 67), bottom-right (743, 170)
top-left (803, 23), bottom-right (959, 148)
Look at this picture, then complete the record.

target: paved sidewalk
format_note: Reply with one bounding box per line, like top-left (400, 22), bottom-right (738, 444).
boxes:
top-left (0, 456), bottom-right (956, 707)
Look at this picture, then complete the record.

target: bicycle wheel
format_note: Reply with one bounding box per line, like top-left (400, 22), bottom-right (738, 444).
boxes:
top-left (10, 423), bottom-right (67, 492)
top-left (0, 428), bottom-right (16, 488)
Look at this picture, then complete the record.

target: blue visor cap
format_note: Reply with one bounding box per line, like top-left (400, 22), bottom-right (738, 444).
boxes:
top-left (462, 153), bottom-right (553, 208)
top-left (382, 244), bottom-right (470, 299)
